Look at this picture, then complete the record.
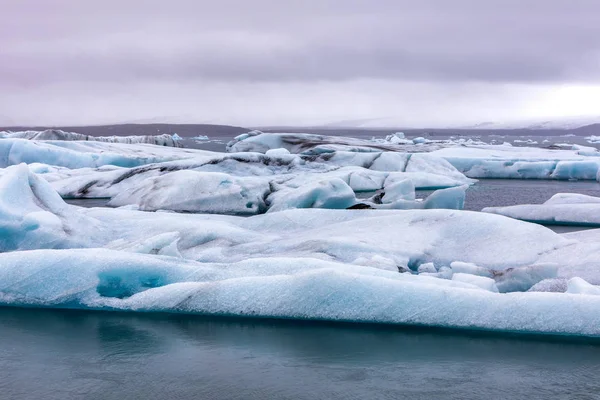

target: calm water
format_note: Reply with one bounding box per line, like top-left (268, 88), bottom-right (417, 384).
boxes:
top-left (1, 307), bottom-right (600, 400)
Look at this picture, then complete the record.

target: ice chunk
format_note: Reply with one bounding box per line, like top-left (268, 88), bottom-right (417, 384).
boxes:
top-left (381, 179), bottom-right (415, 203)
top-left (265, 148), bottom-right (291, 157)
top-left (552, 161), bottom-right (599, 180)
top-left (545, 193), bottom-right (600, 205)
top-left (432, 145), bottom-right (600, 181)
top-left (2, 249), bottom-right (600, 336)
top-left (0, 138), bottom-right (198, 168)
top-left (405, 153), bottom-right (469, 181)
top-left (267, 178), bottom-right (356, 212)
top-left (566, 277), bottom-right (600, 295)
top-left (494, 264), bottom-right (558, 293)
top-left (383, 132), bottom-right (408, 144)
top-left (0, 164), bottom-right (99, 251)
top-left (452, 273), bottom-right (499, 292)
top-left (450, 261), bottom-right (492, 277)
top-left (0, 129), bottom-right (183, 147)
top-left (369, 152), bottom-right (410, 172)
top-left (351, 255), bottom-right (403, 272)
top-left (423, 185), bottom-right (467, 210)
top-left (108, 170), bottom-right (270, 215)
top-left (417, 262), bottom-right (437, 273)
top-left (483, 193), bottom-right (600, 226)
top-left (528, 279), bottom-right (567, 293)
top-left (348, 170), bottom-right (386, 192)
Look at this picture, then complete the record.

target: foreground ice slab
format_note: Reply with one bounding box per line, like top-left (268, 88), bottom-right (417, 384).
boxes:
top-left (1, 248), bottom-right (600, 337)
top-left (483, 193), bottom-right (600, 226)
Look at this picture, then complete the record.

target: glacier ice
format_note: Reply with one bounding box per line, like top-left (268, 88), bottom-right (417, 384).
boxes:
top-left (3, 134), bottom-right (600, 336)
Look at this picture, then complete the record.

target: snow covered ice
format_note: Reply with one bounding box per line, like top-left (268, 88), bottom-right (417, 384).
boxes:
top-left (3, 132), bottom-right (600, 337)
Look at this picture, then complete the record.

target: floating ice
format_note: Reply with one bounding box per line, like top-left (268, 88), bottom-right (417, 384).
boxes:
top-left (0, 248), bottom-right (599, 336)
top-left (21, 143), bottom-right (471, 213)
top-left (108, 170), bottom-right (271, 214)
top-left (566, 277), bottom-right (600, 295)
top-left (483, 193), bottom-right (600, 226)
top-left (227, 132), bottom-right (600, 182)
top-left (384, 132), bottom-right (407, 144)
top-left (432, 145), bottom-right (600, 181)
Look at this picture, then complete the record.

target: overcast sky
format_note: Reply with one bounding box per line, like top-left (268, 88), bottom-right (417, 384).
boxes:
top-left (2, 0), bottom-right (600, 127)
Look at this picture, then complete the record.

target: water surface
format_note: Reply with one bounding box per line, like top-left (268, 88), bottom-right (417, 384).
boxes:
top-left (1, 308), bottom-right (599, 400)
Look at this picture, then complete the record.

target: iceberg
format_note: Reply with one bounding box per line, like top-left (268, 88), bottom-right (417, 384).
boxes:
top-left (431, 146), bottom-right (600, 181)
top-left (191, 135), bottom-right (210, 141)
top-left (0, 129), bottom-right (183, 147)
top-left (0, 138), bottom-right (208, 169)
top-left (483, 193), bottom-right (600, 226)
top-left (227, 132), bottom-right (600, 182)
top-left (19, 144), bottom-right (472, 213)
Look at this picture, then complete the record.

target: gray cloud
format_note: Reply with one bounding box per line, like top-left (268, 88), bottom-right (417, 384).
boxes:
top-left (2, 0), bottom-right (600, 86)
top-left (2, 0), bottom-right (600, 126)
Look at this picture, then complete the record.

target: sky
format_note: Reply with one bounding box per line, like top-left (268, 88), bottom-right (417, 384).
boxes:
top-left (2, 0), bottom-right (600, 127)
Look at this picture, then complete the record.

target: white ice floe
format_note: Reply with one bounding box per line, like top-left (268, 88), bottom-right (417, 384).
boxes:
top-left (483, 193), bottom-right (600, 226)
